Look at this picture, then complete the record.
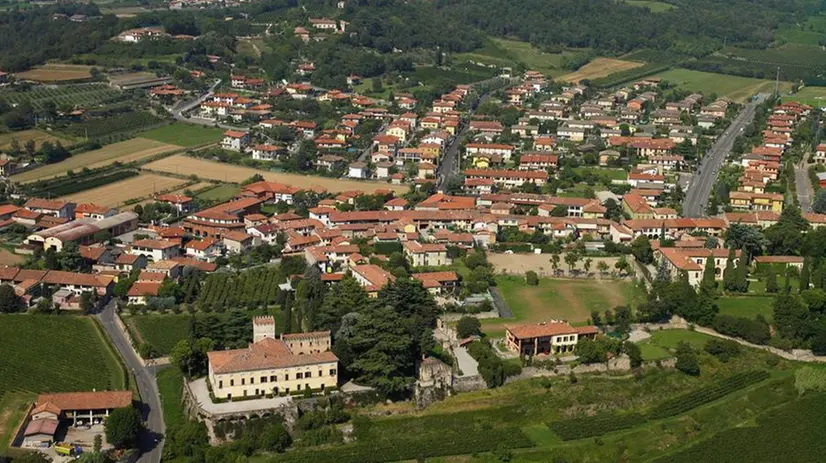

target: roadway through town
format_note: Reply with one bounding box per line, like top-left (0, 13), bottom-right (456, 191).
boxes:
top-left (97, 303), bottom-right (165, 463)
top-left (682, 94), bottom-right (768, 217)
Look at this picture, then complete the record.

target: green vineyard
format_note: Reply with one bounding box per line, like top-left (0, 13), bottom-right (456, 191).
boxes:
top-left (0, 83), bottom-right (122, 110)
top-left (63, 111), bottom-right (165, 139)
top-left (197, 266), bottom-right (284, 309)
top-left (0, 315), bottom-right (126, 400)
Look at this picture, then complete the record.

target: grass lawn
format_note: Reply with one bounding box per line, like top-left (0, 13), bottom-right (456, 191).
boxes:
top-left (125, 314), bottom-right (192, 356)
top-left (488, 38), bottom-right (589, 77)
top-left (140, 124), bottom-right (224, 147)
top-left (0, 391), bottom-right (36, 451)
top-left (654, 69), bottom-right (794, 103)
top-left (625, 0), bottom-right (676, 12)
top-left (157, 367), bottom-right (185, 430)
top-left (483, 276), bottom-right (641, 336)
top-left (786, 86), bottom-right (826, 109)
top-left (571, 166), bottom-right (628, 182)
top-left (647, 329), bottom-right (715, 350)
top-left (195, 183), bottom-right (241, 202)
top-left (717, 296), bottom-right (774, 321)
top-left (639, 342), bottom-right (672, 361)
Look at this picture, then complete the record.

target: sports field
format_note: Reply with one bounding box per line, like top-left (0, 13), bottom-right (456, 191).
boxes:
top-left (0, 129), bottom-right (74, 152)
top-left (786, 86), bottom-right (826, 109)
top-left (558, 57), bottom-right (644, 83)
top-left (145, 154), bottom-right (408, 194)
top-left (12, 138), bottom-right (181, 183)
top-left (15, 64), bottom-right (94, 82)
top-left (62, 173), bottom-right (186, 206)
top-left (139, 124), bottom-right (224, 147)
top-left (483, 275), bottom-right (641, 335)
top-left (654, 69), bottom-right (793, 102)
top-left (0, 315), bottom-right (126, 448)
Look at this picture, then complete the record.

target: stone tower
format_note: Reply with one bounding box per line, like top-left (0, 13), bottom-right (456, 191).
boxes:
top-left (252, 316), bottom-right (276, 343)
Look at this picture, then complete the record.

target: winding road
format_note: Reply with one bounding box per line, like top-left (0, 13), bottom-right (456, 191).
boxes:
top-left (97, 302), bottom-right (165, 463)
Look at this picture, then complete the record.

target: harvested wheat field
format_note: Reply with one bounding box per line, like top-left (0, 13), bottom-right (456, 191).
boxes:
top-left (16, 64), bottom-right (94, 82)
top-left (0, 130), bottom-right (74, 152)
top-left (12, 138), bottom-right (181, 183)
top-left (62, 173), bottom-right (186, 207)
top-left (558, 58), bottom-right (643, 83)
top-left (145, 155), bottom-right (408, 194)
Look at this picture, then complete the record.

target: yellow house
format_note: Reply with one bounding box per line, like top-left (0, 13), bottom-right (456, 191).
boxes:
top-left (385, 125), bottom-right (408, 143)
top-left (207, 317), bottom-right (338, 399)
top-left (419, 143), bottom-right (441, 159)
top-left (729, 191), bottom-right (783, 212)
top-left (472, 156), bottom-right (491, 169)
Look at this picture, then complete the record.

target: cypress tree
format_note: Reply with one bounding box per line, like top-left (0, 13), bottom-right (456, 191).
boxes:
top-left (766, 270), bottom-right (778, 293)
top-left (723, 248), bottom-right (737, 291)
top-left (701, 254), bottom-right (717, 295)
top-left (784, 268), bottom-right (792, 294)
top-left (735, 251), bottom-right (749, 292)
top-left (800, 257), bottom-right (811, 293)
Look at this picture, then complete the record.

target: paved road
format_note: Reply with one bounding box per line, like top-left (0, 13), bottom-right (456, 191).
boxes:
top-left (436, 91), bottom-right (493, 187)
top-left (682, 94), bottom-right (769, 217)
top-left (795, 158), bottom-right (814, 212)
top-left (97, 303), bottom-right (164, 463)
top-left (453, 346), bottom-right (480, 377)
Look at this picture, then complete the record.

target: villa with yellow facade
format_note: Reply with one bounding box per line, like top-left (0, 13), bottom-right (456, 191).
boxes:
top-left (729, 191), bottom-right (783, 213)
top-left (207, 316), bottom-right (338, 399)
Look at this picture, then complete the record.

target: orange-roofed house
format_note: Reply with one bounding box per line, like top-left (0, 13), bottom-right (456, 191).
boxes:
top-left (31, 390), bottom-right (133, 428)
top-left (24, 198), bottom-right (75, 219)
top-left (208, 316), bottom-right (338, 399)
top-left (129, 239), bottom-right (180, 262)
top-left (156, 194), bottom-right (194, 213)
top-left (221, 130), bottom-right (250, 152)
top-left (505, 321), bottom-right (598, 355)
top-left (412, 271), bottom-right (459, 295)
top-left (657, 247), bottom-right (739, 286)
top-left (350, 264), bottom-right (395, 296)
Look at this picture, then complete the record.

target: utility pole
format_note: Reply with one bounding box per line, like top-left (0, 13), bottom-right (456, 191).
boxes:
top-left (775, 66), bottom-right (780, 98)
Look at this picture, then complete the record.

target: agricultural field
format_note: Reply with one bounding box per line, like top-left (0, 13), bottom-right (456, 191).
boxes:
top-left (484, 275), bottom-right (642, 335)
top-left (27, 169), bottom-right (139, 198)
top-left (558, 57), bottom-right (644, 83)
top-left (0, 315), bottom-right (126, 448)
top-left (124, 314), bottom-right (192, 356)
top-left (63, 111), bottom-right (165, 139)
top-left (785, 86), bottom-right (826, 108)
top-left (61, 173), bottom-right (186, 207)
top-left (14, 64), bottom-right (94, 82)
top-left (455, 38), bottom-right (590, 77)
top-left (717, 296), bottom-right (774, 321)
top-left (0, 129), bottom-right (74, 151)
top-left (653, 69), bottom-right (793, 102)
top-left (145, 155), bottom-right (408, 194)
top-left (12, 138), bottom-right (181, 183)
top-left (0, 83), bottom-right (122, 111)
top-left (278, 338), bottom-right (795, 463)
top-left (139, 124), bottom-right (225, 147)
top-left (410, 64), bottom-right (496, 86)
top-left (0, 249), bottom-right (23, 266)
top-left (722, 43), bottom-right (826, 68)
top-left (624, 0), bottom-right (676, 12)
top-left (197, 267), bottom-right (283, 310)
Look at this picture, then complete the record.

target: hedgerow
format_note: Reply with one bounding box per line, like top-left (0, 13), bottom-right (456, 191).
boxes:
top-left (549, 412), bottom-right (647, 441)
top-left (648, 370), bottom-right (769, 420)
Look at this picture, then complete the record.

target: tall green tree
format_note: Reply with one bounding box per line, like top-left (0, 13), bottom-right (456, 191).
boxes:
top-left (631, 235), bottom-right (654, 264)
top-left (0, 284), bottom-right (23, 313)
top-left (105, 406), bottom-right (143, 449)
top-left (766, 270), bottom-right (778, 293)
top-left (379, 278), bottom-right (439, 356)
top-left (800, 257), bottom-right (811, 293)
top-left (314, 275), bottom-right (368, 331)
top-left (700, 254), bottom-right (717, 295)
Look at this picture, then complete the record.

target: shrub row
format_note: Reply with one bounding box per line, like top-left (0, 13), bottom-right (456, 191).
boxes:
top-left (590, 63), bottom-right (670, 88)
top-left (549, 412), bottom-right (647, 441)
top-left (648, 370), bottom-right (769, 420)
top-left (27, 169), bottom-right (138, 197)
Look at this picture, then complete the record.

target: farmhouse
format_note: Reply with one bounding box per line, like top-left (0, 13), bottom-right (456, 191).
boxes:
top-left (26, 212), bottom-right (139, 252)
top-left (24, 390), bottom-right (133, 447)
top-left (24, 198), bottom-right (75, 219)
top-left (208, 316), bottom-right (338, 399)
top-left (505, 321), bottom-right (598, 355)
top-left (350, 264), bottom-right (395, 296)
top-left (222, 130), bottom-right (250, 152)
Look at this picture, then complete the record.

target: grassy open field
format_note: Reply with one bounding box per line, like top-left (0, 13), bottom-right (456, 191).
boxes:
top-left (786, 86), bottom-right (826, 108)
top-left (145, 155), bottom-right (408, 194)
top-left (558, 57), bottom-right (644, 83)
top-left (195, 183), bottom-right (241, 202)
top-left (0, 249), bottom-right (24, 266)
top-left (156, 367), bottom-right (185, 430)
top-left (124, 314), bottom-right (191, 356)
top-left (488, 252), bottom-right (623, 277)
top-left (61, 173), bottom-right (186, 206)
top-left (139, 124), bottom-right (225, 147)
top-left (572, 166), bottom-right (628, 182)
top-left (464, 38), bottom-right (590, 77)
top-left (654, 69), bottom-right (793, 102)
top-left (0, 129), bottom-right (74, 152)
top-left (625, 0), bottom-right (676, 12)
top-left (0, 315), bottom-right (126, 449)
top-left (484, 275), bottom-right (642, 335)
top-left (15, 64), bottom-right (94, 82)
top-left (12, 138), bottom-right (181, 183)
top-left (717, 296), bottom-right (774, 321)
